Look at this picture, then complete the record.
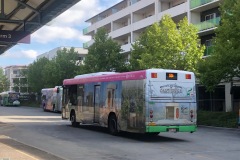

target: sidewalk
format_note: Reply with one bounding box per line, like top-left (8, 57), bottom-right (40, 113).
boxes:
top-left (0, 123), bottom-right (64, 160)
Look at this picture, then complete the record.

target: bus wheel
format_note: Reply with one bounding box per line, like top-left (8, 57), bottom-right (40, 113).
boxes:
top-left (53, 104), bottom-right (55, 112)
top-left (70, 111), bottom-right (79, 127)
top-left (108, 115), bottom-right (118, 135)
top-left (43, 104), bottom-right (46, 112)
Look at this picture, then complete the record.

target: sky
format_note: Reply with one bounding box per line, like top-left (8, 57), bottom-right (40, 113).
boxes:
top-left (0, 0), bottom-right (121, 68)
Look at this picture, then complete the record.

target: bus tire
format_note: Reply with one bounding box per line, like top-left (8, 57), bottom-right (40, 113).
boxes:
top-left (145, 132), bottom-right (160, 136)
top-left (70, 111), bottom-right (79, 127)
top-left (108, 114), bottom-right (118, 135)
top-left (53, 104), bottom-right (55, 112)
top-left (43, 103), bottom-right (46, 112)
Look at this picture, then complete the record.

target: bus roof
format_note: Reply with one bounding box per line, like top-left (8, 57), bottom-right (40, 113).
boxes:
top-left (74, 72), bottom-right (117, 79)
top-left (63, 69), bottom-right (195, 85)
top-left (63, 70), bottom-right (146, 85)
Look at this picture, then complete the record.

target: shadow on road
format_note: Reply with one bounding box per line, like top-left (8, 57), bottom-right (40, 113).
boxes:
top-left (69, 125), bottom-right (188, 143)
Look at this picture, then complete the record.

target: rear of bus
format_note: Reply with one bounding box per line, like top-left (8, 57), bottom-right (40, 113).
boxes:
top-left (145, 69), bottom-right (197, 133)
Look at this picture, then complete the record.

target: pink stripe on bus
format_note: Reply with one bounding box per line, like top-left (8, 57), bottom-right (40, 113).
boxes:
top-left (63, 70), bottom-right (146, 85)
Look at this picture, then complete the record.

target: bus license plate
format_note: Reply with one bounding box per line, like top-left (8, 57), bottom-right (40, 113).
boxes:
top-left (168, 128), bottom-right (176, 132)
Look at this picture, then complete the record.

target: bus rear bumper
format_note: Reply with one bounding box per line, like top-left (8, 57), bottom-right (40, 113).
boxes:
top-left (146, 125), bottom-right (197, 133)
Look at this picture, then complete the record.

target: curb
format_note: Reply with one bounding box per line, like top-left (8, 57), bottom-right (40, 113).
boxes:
top-left (198, 125), bottom-right (240, 131)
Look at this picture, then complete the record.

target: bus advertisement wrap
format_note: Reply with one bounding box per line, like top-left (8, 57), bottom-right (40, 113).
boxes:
top-left (61, 69), bottom-right (197, 135)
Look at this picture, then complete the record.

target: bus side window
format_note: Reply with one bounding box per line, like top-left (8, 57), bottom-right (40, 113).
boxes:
top-left (63, 88), bottom-right (69, 105)
top-left (69, 85), bottom-right (77, 105)
top-left (77, 85), bottom-right (84, 107)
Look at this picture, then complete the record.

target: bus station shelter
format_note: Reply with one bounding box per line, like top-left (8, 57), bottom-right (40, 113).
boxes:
top-left (0, 0), bottom-right (81, 55)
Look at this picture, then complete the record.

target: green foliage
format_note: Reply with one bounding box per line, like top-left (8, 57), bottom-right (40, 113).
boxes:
top-left (198, 0), bottom-right (240, 91)
top-left (0, 68), bottom-right (9, 92)
top-left (198, 111), bottom-right (238, 128)
top-left (26, 48), bottom-right (82, 93)
top-left (55, 48), bottom-right (82, 82)
top-left (83, 28), bottom-right (129, 73)
top-left (27, 57), bottom-right (50, 93)
top-left (42, 60), bottom-right (61, 87)
top-left (197, 57), bottom-right (225, 91)
top-left (129, 15), bottom-right (204, 74)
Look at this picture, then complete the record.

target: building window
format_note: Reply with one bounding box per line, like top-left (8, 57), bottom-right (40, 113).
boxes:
top-left (205, 39), bottom-right (213, 46)
top-left (13, 70), bottom-right (19, 74)
top-left (205, 13), bottom-right (215, 21)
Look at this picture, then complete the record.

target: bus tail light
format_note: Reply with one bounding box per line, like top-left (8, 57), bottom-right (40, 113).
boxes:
top-left (151, 73), bottom-right (157, 78)
top-left (190, 110), bottom-right (194, 121)
top-left (176, 108), bottom-right (179, 119)
top-left (149, 110), bottom-right (153, 120)
top-left (185, 74), bottom-right (191, 79)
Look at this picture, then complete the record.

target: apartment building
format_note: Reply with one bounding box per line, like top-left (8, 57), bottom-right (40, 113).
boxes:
top-left (83, 0), bottom-right (221, 56)
top-left (37, 47), bottom-right (88, 64)
top-left (4, 65), bottom-right (28, 92)
top-left (83, 0), bottom-right (238, 112)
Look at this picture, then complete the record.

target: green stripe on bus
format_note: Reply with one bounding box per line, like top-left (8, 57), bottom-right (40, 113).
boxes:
top-left (146, 125), bottom-right (197, 132)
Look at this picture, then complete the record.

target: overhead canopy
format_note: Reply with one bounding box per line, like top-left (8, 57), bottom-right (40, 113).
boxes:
top-left (0, 0), bottom-right (81, 55)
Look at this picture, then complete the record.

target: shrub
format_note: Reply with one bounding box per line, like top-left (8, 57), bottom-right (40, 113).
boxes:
top-left (197, 111), bottom-right (238, 128)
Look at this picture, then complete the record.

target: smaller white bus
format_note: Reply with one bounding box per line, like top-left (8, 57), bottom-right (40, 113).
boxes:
top-left (41, 86), bottom-right (63, 112)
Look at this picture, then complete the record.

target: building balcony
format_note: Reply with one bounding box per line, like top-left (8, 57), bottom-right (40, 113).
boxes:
top-left (121, 43), bottom-right (132, 53)
top-left (190, 0), bottom-right (215, 9)
top-left (204, 45), bottom-right (214, 56)
top-left (195, 17), bottom-right (220, 32)
top-left (83, 39), bottom-right (94, 49)
top-left (109, 25), bottom-right (131, 39)
top-left (158, 2), bottom-right (187, 20)
top-left (83, 28), bottom-right (88, 35)
top-left (83, 42), bottom-right (88, 49)
top-left (132, 15), bottom-right (155, 31)
top-left (131, 0), bottom-right (141, 5)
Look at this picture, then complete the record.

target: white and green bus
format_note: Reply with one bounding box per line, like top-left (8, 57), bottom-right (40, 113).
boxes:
top-left (62, 69), bottom-right (197, 135)
top-left (0, 91), bottom-right (21, 106)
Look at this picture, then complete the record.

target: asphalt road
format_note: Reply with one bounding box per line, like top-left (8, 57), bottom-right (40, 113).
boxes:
top-left (0, 106), bottom-right (240, 160)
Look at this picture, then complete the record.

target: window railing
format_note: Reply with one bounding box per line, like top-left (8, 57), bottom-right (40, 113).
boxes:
top-left (204, 45), bottom-right (214, 56)
top-left (131, 0), bottom-right (140, 5)
top-left (83, 42), bottom-right (88, 49)
top-left (195, 17), bottom-right (220, 31)
top-left (190, 0), bottom-right (215, 9)
top-left (83, 28), bottom-right (88, 35)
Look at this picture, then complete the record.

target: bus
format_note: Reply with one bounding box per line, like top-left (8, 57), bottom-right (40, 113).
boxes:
top-left (0, 91), bottom-right (20, 106)
top-left (62, 69), bottom-right (197, 135)
top-left (41, 86), bottom-right (63, 112)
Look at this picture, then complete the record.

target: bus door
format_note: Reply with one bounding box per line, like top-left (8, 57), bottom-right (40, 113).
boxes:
top-left (56, 87), bottom-right (62, 112)
top-left (94, 85), bottom-right (100, 123)
top-left (62, 87), bottom-right (69, 119)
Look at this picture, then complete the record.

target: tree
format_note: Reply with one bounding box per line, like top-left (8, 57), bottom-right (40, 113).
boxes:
top-left (129, 15), bottom-right (205, 74)
top-left (27, 57), bottom-right (50, 93)
top-left (53, 47), bottom-right (82, 85)
top-left (83, 28), bottom-right (128, 73)
top-left (198, 0), bottom-right (240, 91)
top-left (42, 60), bottom-right (61, 87)
top-left (17, 68), bottom-right (29, 93)
top-left (0, 68), bottom-right (9, 92)
top-left (27, 48), bottom-right (82, 93)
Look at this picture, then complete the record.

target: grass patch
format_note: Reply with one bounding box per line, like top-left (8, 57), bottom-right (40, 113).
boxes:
top-left (197, 111), bottom-right (238, 128)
